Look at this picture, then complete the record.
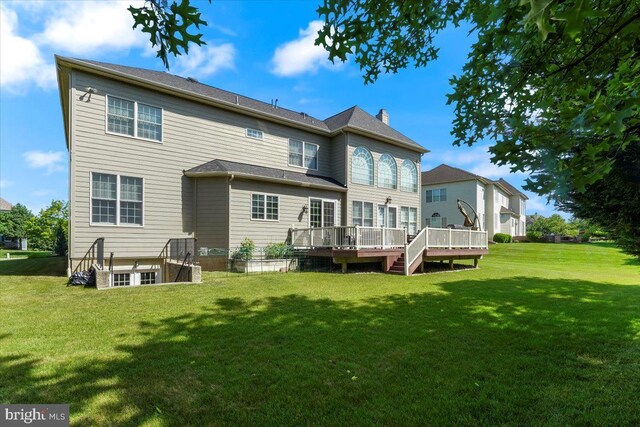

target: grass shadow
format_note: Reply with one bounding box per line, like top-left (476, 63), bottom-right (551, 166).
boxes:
top-left (2, 276), bottom-right (640, 425)
top-left (0, 256), bottom-right (66, 276)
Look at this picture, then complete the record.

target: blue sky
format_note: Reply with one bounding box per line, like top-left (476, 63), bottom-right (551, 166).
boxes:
top-left (0, 0), bottom-right (562, 217)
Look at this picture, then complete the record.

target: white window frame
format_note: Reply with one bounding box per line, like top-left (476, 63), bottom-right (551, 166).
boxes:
top-left (377, 204), bottom-right (399, 228)
top-left (351, 146), bottom-right (374, 186)
top-left (288, 139), bottom-right (319, 170)
top-left (377, 153), bottom-right (397, 189)
top-left (90, 172), bottom-right (144, 227)
top-left (110, 269), bottom-right (161, 287)
top-left (246, 128), bottom-right (263, 140)
top-left (400, 159), bottom-right (418, 193)
top-left (352, 201), bottom-right (374, 227)
top-left (105, 94), bottom-right (163, 143)
top-left (250, 192), bottom-right (280, 222)
top-left (308, 197), bottom-right (337, 228)
top-left (401, 206), bottom-right (418, 234)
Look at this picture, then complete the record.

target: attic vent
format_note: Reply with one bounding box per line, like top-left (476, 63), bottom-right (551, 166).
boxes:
top-left (186, 77), bottom-right (199, 83)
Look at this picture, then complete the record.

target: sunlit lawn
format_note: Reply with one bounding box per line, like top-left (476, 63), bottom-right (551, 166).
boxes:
top-left (1, 243), bottom-right (639, 426)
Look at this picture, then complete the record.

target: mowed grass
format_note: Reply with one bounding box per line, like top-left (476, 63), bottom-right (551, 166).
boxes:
top-left (1, 243), bottom-right (639, 426)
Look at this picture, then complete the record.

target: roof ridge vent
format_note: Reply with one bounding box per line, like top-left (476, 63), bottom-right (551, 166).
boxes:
top-left (186, 77), bottom-right (199, 83)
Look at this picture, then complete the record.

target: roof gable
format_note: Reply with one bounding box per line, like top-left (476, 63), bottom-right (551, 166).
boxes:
top-left (421, 164), bottom-right (484, 185)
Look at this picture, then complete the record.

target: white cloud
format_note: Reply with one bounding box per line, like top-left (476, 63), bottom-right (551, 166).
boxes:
top-left (35, 1), bottom-right (147, 55)
top-left (271, 20), bottom-right (340, 77)
top-left (23, 151), bottom-right (66, 174)
top-left (0, 5), bottom-right (55, 92)
top-left (172, 43), bottom-right (236, 79)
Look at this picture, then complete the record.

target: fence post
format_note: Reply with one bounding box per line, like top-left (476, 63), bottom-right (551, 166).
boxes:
top-left (449, 228), bottom-right (452, 249)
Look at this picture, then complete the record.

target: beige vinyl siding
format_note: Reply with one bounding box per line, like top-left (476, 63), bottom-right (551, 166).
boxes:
top-left (194, 177), bottom-right (229, 250)
top-left (228, 179), bottom-right (343, 249)
top-left (330, 133), bottom-right (347, 185)
top-left (70, 71), bottom-right (335, 259)
top-left (345, 133), bottom-right (421, 227)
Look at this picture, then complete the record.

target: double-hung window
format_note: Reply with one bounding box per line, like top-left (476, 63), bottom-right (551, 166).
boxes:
top-left (401, 207), bottom-right (418, 234)
top-left (352, 201), bottom-right (373, 227)
top-left (425, 188), bottom-right (447, 203)
top-left (289, 139), bottom-right (318, 170)
top-left (91, 173), bottom-right (143, 226)
top-left (252, 194), bottom-right (279, 221)
top-left (107, 95), bottom-right (162, 142)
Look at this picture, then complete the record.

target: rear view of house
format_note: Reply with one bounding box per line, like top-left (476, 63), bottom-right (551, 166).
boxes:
top-left (57, 56), bottom-right (446, 285)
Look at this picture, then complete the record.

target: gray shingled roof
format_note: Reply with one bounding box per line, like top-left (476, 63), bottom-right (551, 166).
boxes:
top-left (59, 57), bottom-right (426, 152)
top-left (78, 58), bottom-right (330, 131)
top-left (500, 206), bottom-right (518, 216)
top-left (422, 164), bottom-right (527, 199)
top-left (0, 198), bottom-right (13, 211)
top-left (496, 178), bottom-right (528, 200)
top-left (184, 159), bottom-right (346, 191)
top-left (421, 164), bottom-right (485, 185)
top-left (324, 106), bottom-right (425, 151)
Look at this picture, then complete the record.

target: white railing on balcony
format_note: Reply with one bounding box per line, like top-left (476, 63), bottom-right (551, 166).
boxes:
top-left (406, 227), bottom-right (488, 275)
top-left (291, 226), bottom-right (407, 249)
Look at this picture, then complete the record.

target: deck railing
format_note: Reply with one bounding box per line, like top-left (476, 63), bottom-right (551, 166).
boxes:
top-left (291, 226), bottom-right (407, 249)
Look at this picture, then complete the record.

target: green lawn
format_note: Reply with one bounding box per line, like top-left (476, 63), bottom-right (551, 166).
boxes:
top-left (1, 243), bottom-right (639, 426)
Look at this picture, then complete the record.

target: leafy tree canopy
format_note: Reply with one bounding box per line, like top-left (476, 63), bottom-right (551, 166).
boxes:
top-left (315, 0), bottom-right (639, 199)
top-left (129, 0), bottom-right (210, 69)
top-left (26, 200), bottom-right (68, 251)
top-left (0, 204), bottom-right (33, 240)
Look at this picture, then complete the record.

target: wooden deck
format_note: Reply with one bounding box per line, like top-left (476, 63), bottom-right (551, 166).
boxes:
top-left (305, 247), bottom-right (488, 274)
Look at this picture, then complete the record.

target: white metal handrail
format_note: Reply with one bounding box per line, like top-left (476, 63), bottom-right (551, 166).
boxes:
top-left (291, 226), bottom-right (407, 249)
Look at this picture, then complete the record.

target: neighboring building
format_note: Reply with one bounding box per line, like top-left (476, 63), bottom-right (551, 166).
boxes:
top-left (421, 164), bottom-right (527, 238)
top-left (0, 198), bottom-right (12, 212)
top-left (0, 198), bottom-right (28, 250)
top-left (56, 56), bottom-right (427, 281)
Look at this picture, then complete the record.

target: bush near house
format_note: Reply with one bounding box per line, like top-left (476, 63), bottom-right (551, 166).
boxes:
top-left (493, 233), bottom-right (512, 243)
top-left (263, 242), bottom-right (293, 259)
top-left (232, 238), bottom-right (255, 261)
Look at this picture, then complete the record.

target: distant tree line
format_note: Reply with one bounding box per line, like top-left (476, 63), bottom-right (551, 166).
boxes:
top-left (527, 214), bottom-right (607, 243)
top-left (0, 200), bottom-right (68, 255)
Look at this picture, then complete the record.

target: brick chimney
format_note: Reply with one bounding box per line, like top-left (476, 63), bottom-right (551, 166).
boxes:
top-left (376, 108), bottom-right (389, 125)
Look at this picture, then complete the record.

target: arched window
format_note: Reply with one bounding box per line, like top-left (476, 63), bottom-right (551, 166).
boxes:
top-left (378, 154), bottom-right (397, 189)
top-left (352, 147), bottom-right (374, 185)
top-left (400, 159), bottom-right (417, 192)
top-left (427, 212), bottom-right (447, 228)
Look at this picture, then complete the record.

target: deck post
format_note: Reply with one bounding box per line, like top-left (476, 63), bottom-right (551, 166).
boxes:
top-left (449, 228), bottom-right (452, 249)
top-left (310, 229), bottom-right (314, 248)
top-left (341, 261), bottom-right (348, 273)
top-left (474, 258), bottom-right (479, 268)
top-left (469, 229), bottom-right (472, 249)
top-left (355, 226), bottom-right (360, 249)
top-left (382, 228), bottom-right (386, 249)
top-left (425, 226), bottom-right (429, 249)
top-left (449, 259), bottom-right (454, 270)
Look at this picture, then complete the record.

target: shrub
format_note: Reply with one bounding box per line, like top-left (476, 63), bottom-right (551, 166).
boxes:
top-left (264, 242), bottom-right (293, 259)
top-left (493, 233), bottom-right (512, 243)
top-left (232, 238), bottom-right (255, 261)
top-left (53, 222), bottom-right (68, 256)
top-left (527, 231), bottom-right (543, 242)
